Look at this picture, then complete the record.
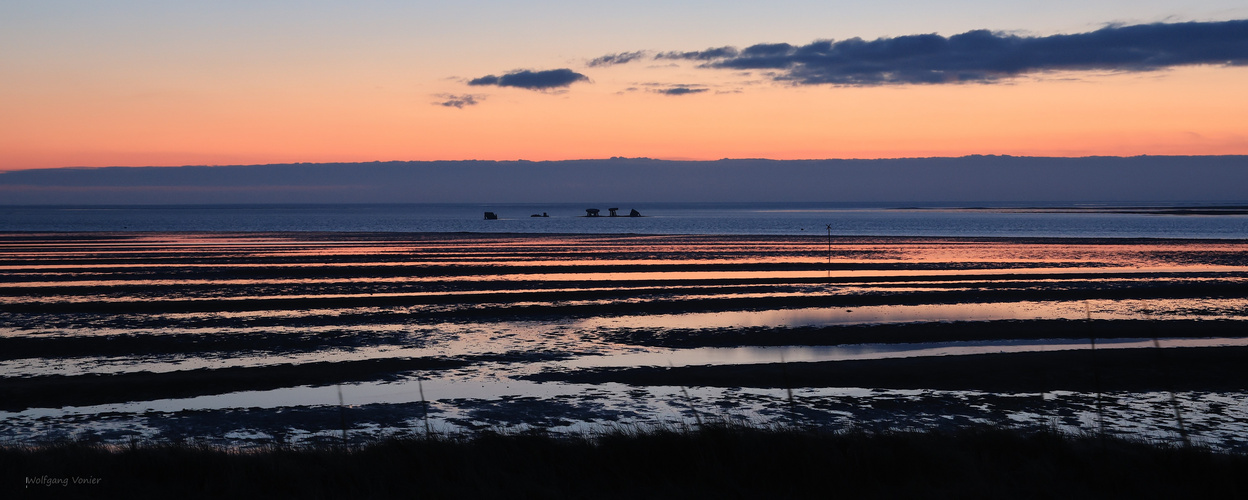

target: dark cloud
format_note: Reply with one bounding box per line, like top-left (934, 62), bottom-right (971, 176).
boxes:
top-left (656, 46), bottom-right (739, 61)
top-left (659, 20), bottom-right (1248, 85)
top-left (656, 87), bottom-right (709, 96)
top-left (468, 69), bottom-right (589, 90)
top-left (740, 43), bottom-right (794, 58)
top-left (588, 51), bottom-right (648, 67)
top-left (434, 94), bottom-right (482, 108)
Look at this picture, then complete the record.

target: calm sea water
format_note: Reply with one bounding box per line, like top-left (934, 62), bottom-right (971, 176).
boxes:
top-left (3, 202), bottom-right (1248, 238)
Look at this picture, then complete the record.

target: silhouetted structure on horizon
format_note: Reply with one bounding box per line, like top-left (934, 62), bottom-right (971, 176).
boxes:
top-left (583, 208), bottom-right (642, 217)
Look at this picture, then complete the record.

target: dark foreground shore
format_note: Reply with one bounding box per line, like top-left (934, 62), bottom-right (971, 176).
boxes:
top-left (6, 426), bottom-right (1246, 499)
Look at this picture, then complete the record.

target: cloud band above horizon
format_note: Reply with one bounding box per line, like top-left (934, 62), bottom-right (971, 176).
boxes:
top-left (623, 19), bottom-right (1248, 85)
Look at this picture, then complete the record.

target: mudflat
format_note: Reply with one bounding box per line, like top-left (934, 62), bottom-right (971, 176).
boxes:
top-left (2, 232), bottom-right (1246, 448)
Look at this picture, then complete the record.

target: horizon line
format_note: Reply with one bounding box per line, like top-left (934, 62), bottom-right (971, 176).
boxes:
top-left (6, 153), bottom-right (1248, 173)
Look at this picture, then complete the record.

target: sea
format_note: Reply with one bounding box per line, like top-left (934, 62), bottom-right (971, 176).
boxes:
top-left (4, 202), bottom-right (1248, 448)
top-left (3, 202), bottom-right (1248, 238)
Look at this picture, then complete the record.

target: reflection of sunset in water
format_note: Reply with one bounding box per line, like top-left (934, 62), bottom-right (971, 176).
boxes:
top-left (2, 232), bottom-right (1247, 449)
top-left (579, 299), bottom-right (1248, 330)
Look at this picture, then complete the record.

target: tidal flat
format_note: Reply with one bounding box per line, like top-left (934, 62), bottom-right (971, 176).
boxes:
top-left (2, 232), bottom-right (1247, 451)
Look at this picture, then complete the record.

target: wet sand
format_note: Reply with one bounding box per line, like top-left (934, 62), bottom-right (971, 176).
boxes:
top-left (0, 357), bottom-right (468, 412)
top-left (525, 345), bottom-right (1248, 392)
top-left (2, 232), bottom-right (1247, 448)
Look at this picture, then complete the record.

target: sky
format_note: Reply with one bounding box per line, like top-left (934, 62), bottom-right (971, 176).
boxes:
top-left (3, 1), bottom-right (1248, 171)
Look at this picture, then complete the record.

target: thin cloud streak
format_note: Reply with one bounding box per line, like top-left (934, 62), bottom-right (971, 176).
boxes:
top-left (587, 51), bottom-right (648, 67)
top-left (658, 20), bottom-right (1248, 85)
top-left (434, 94), bottom-right (483, 108)
top-left (656, 87), bottom-right (709, 95)
top-left (655, 46), bottom-right (740, 61)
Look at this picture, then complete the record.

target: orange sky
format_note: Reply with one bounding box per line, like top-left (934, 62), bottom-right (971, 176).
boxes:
top-left (6, 65), bottom-right (1246, 170)
top-left (3, 3), bottom-right (1248, 171)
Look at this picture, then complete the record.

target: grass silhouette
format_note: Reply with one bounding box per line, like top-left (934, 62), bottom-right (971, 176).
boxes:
top-left (5, 425), bottom-right (1245, 499)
